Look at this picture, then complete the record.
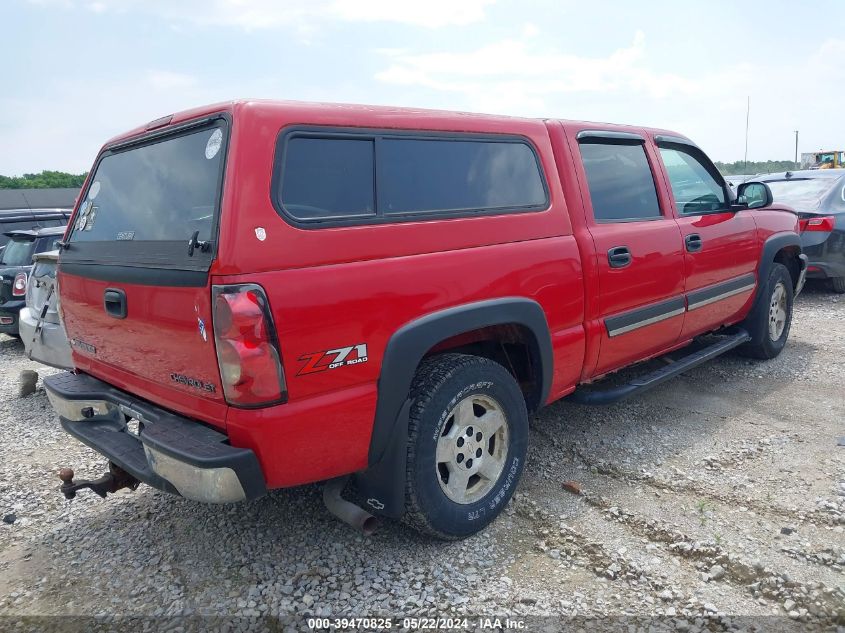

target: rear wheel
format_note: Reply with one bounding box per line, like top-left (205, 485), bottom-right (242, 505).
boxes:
top-left (739, 263), bottom-right (794, 359)
top-left (404, 353), bottom-right (528, 539)
top-left (831, 277), bottom-right (845, 294)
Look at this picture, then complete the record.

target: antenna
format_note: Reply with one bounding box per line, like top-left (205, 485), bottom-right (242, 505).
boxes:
top-left (20, 189), bottom-right (34, 220)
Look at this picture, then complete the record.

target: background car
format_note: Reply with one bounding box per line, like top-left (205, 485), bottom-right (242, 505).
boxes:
top-left (756, 169), bottom-right (845, 293)
top-left (0, 209), bottom-right (71, 251)
top-left (724, 174), bottom-right (753, 189)
top-left (19, 249), bottom-right (73, 369)
top-left (0, 226), bottom-right (66, 336)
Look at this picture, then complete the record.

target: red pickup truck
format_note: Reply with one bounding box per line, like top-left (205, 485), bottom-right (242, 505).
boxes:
top-left (46, 101), bottom-right (806, 539)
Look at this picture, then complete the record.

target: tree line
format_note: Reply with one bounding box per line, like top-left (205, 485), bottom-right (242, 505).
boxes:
top-left (0, 170), bottom-right (87, 189)
top-left (714, 160), bottom-right (797, 176)
top-left (0, 162), bottom-right (800, 189)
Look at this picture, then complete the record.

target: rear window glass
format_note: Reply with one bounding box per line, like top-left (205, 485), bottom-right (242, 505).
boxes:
top-left (69, 123), bottom-right (226, 243)
top-left (280, 138), bottom-right (375, 219)
top-left (579, 142), bottom-right (661, 221)
top-left (35, 235), bottom-right (62, 254)
top-left (0, 238), bottom-right (35, 266)
top-left (277, 132), bottom-right (547, 223)
top-left (379, 139), bottom-right (546, 214)
top-left (765, 178), bottom-right (838, 209)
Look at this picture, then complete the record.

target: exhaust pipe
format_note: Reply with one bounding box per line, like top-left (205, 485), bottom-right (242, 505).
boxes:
top-left (322, 477), bottom-right (380, 535)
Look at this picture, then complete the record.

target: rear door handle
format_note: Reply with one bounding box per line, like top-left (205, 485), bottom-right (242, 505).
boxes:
top-left (103, 288), bottom-right (127, 319)
top-left (607, 246), bottom-right (632, 268)
top-left (685, 234), bottom-right (703, 252)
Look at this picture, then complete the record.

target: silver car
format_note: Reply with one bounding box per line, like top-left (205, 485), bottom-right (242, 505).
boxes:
top-left (19, 250), bottom-right (73, 369)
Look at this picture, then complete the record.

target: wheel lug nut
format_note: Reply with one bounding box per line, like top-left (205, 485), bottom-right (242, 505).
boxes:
top-left (457, 437), bottom-right (464, 447)
top-left (476, 448), bottom-right (482, 458)
top-left (456, 453), bottom-right (464, 463)
top-left (466, 426), bottom-right (474, 436)
top-left (475, 432), bottom-right (482, 441)
top-left (466, 458), bottom-right (473, 468)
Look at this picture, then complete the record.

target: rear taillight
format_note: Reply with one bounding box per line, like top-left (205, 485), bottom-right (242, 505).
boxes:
top-left (212, 284), bottom-right (287, 407)
top-left (799, 215), bottom-right (835, 232)
top-left (12, 272), bottom-right (27, 297)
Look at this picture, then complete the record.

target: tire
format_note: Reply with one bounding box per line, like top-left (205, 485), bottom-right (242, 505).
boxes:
top-left (739, 263), bottom-right (794, 359)
top-left (831, 277), bottom-right (845, 294)
top-left (403, 353), bottom-right (528, 539)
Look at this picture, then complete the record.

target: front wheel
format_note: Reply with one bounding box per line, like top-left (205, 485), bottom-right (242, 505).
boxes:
top-left (830, 277), bottom-right (845, 294)
top-left (739, 263), bottom-right (794, 359)
top-left (403, 354), bottom-right (528, 539)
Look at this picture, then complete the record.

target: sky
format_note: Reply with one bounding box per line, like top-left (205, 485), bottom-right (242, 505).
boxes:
top-left (2, 0), bottom-right (843, 175)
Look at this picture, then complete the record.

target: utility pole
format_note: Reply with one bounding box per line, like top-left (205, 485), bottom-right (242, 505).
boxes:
top-left (794, 130), bottom-right (799, 168)
top-left (744, 96), bottom-right (750, 172)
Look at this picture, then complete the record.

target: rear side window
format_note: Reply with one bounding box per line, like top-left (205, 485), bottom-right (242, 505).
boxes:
top-left (280, 138), bottom-right (375, 220)
top-left (378, 139), bottom-right (546, 214)
top-left (579, 142), bottom-right (661, 221)
top-left (276, 129), bottom-right (548, 224)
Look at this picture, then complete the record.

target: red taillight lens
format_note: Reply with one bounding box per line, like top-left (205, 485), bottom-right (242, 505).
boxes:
top-left (212, 284), bottom-right (287, 407)
top-left (800, 215), bottom-right (835, 232)
top-left (12, 272), bottom-right (27, 297)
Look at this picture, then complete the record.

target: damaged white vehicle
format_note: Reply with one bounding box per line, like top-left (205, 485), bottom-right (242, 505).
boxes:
top-left (19, 250), bottom-right (73, 369)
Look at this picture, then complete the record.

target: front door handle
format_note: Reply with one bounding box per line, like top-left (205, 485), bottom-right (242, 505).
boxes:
top-left (685, 234), bottom-right (703, 252)
top-left (608, 246), bottom-right (632, 268)
top-left (103, 288), bottom-right (127, 319)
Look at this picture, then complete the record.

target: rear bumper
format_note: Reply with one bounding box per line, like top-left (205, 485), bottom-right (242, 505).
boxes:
top-left (44, 372), bottom-right (266, 503)
top-left (19, 307), bottom-right (73, 369)
top-left (805, 260), bottom-right (845, 280)
top-left (0, 300), bottom-right (24, 334)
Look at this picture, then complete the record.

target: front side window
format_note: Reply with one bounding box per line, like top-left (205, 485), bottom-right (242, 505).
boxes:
top-left (579, 142), bottom-right (661, 221)
top-left (658, 147), bottom-right (727, 214)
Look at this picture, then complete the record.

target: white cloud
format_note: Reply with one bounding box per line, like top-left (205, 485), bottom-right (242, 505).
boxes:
top-left (25, 0), bottom-right (494, 29)
top-left (331, 0), bottom-right (493, 28)
top-left (375, 30), bottom-right (704, 106)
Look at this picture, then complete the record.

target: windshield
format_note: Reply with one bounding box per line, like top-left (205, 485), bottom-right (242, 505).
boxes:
top-left (69, 122), bottom-right (226, 244)
top-left (0, 238), bottom-right (35, 266)
top-left (764, 178), bottom-right (837, 210)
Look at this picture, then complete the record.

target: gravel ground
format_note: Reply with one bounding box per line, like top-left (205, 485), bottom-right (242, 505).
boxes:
top-left (1, 283), bottom-right (843, 631)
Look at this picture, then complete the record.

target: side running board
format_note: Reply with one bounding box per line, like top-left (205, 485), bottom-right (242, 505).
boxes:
top-left (568, 330), bottom-right (751, 406)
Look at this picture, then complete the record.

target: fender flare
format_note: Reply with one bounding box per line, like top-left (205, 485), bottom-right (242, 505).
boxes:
top-left (354, 297), bottom-right (553, 518)
top-left (757, 232), bottom-right (803, 295)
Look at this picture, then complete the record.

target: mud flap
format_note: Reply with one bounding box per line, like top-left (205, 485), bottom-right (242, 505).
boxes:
top-left (353, 400), bottom-right (411, 519)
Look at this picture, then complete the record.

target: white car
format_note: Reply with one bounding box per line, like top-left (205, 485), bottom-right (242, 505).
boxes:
top-left (19, 250), bottom-right (73, 369)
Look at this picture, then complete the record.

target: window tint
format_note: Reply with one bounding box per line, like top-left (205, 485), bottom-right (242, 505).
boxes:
top-left (659, 147), bottom-right (727, 214)
top-left (70, 123), bottom-right (226, 243)
top-left (579, 142), bottom-right (661, 221)
top-left (281, 137), bottom-right (375, 219)
top-left (35, 236), bottom-right (62, 254)
top-left (378, 139), bottom-right (546, 214)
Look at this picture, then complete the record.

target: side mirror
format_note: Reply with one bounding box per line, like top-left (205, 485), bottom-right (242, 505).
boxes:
top-left (736, 181), bottom-right (773, 209)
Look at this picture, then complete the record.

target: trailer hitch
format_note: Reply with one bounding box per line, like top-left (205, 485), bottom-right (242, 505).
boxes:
top-left (58, 463), bottom-right (140, 500)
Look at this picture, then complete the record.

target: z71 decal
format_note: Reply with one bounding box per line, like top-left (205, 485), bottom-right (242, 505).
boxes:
top-left (297, 344), bottom-right (368, 376)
